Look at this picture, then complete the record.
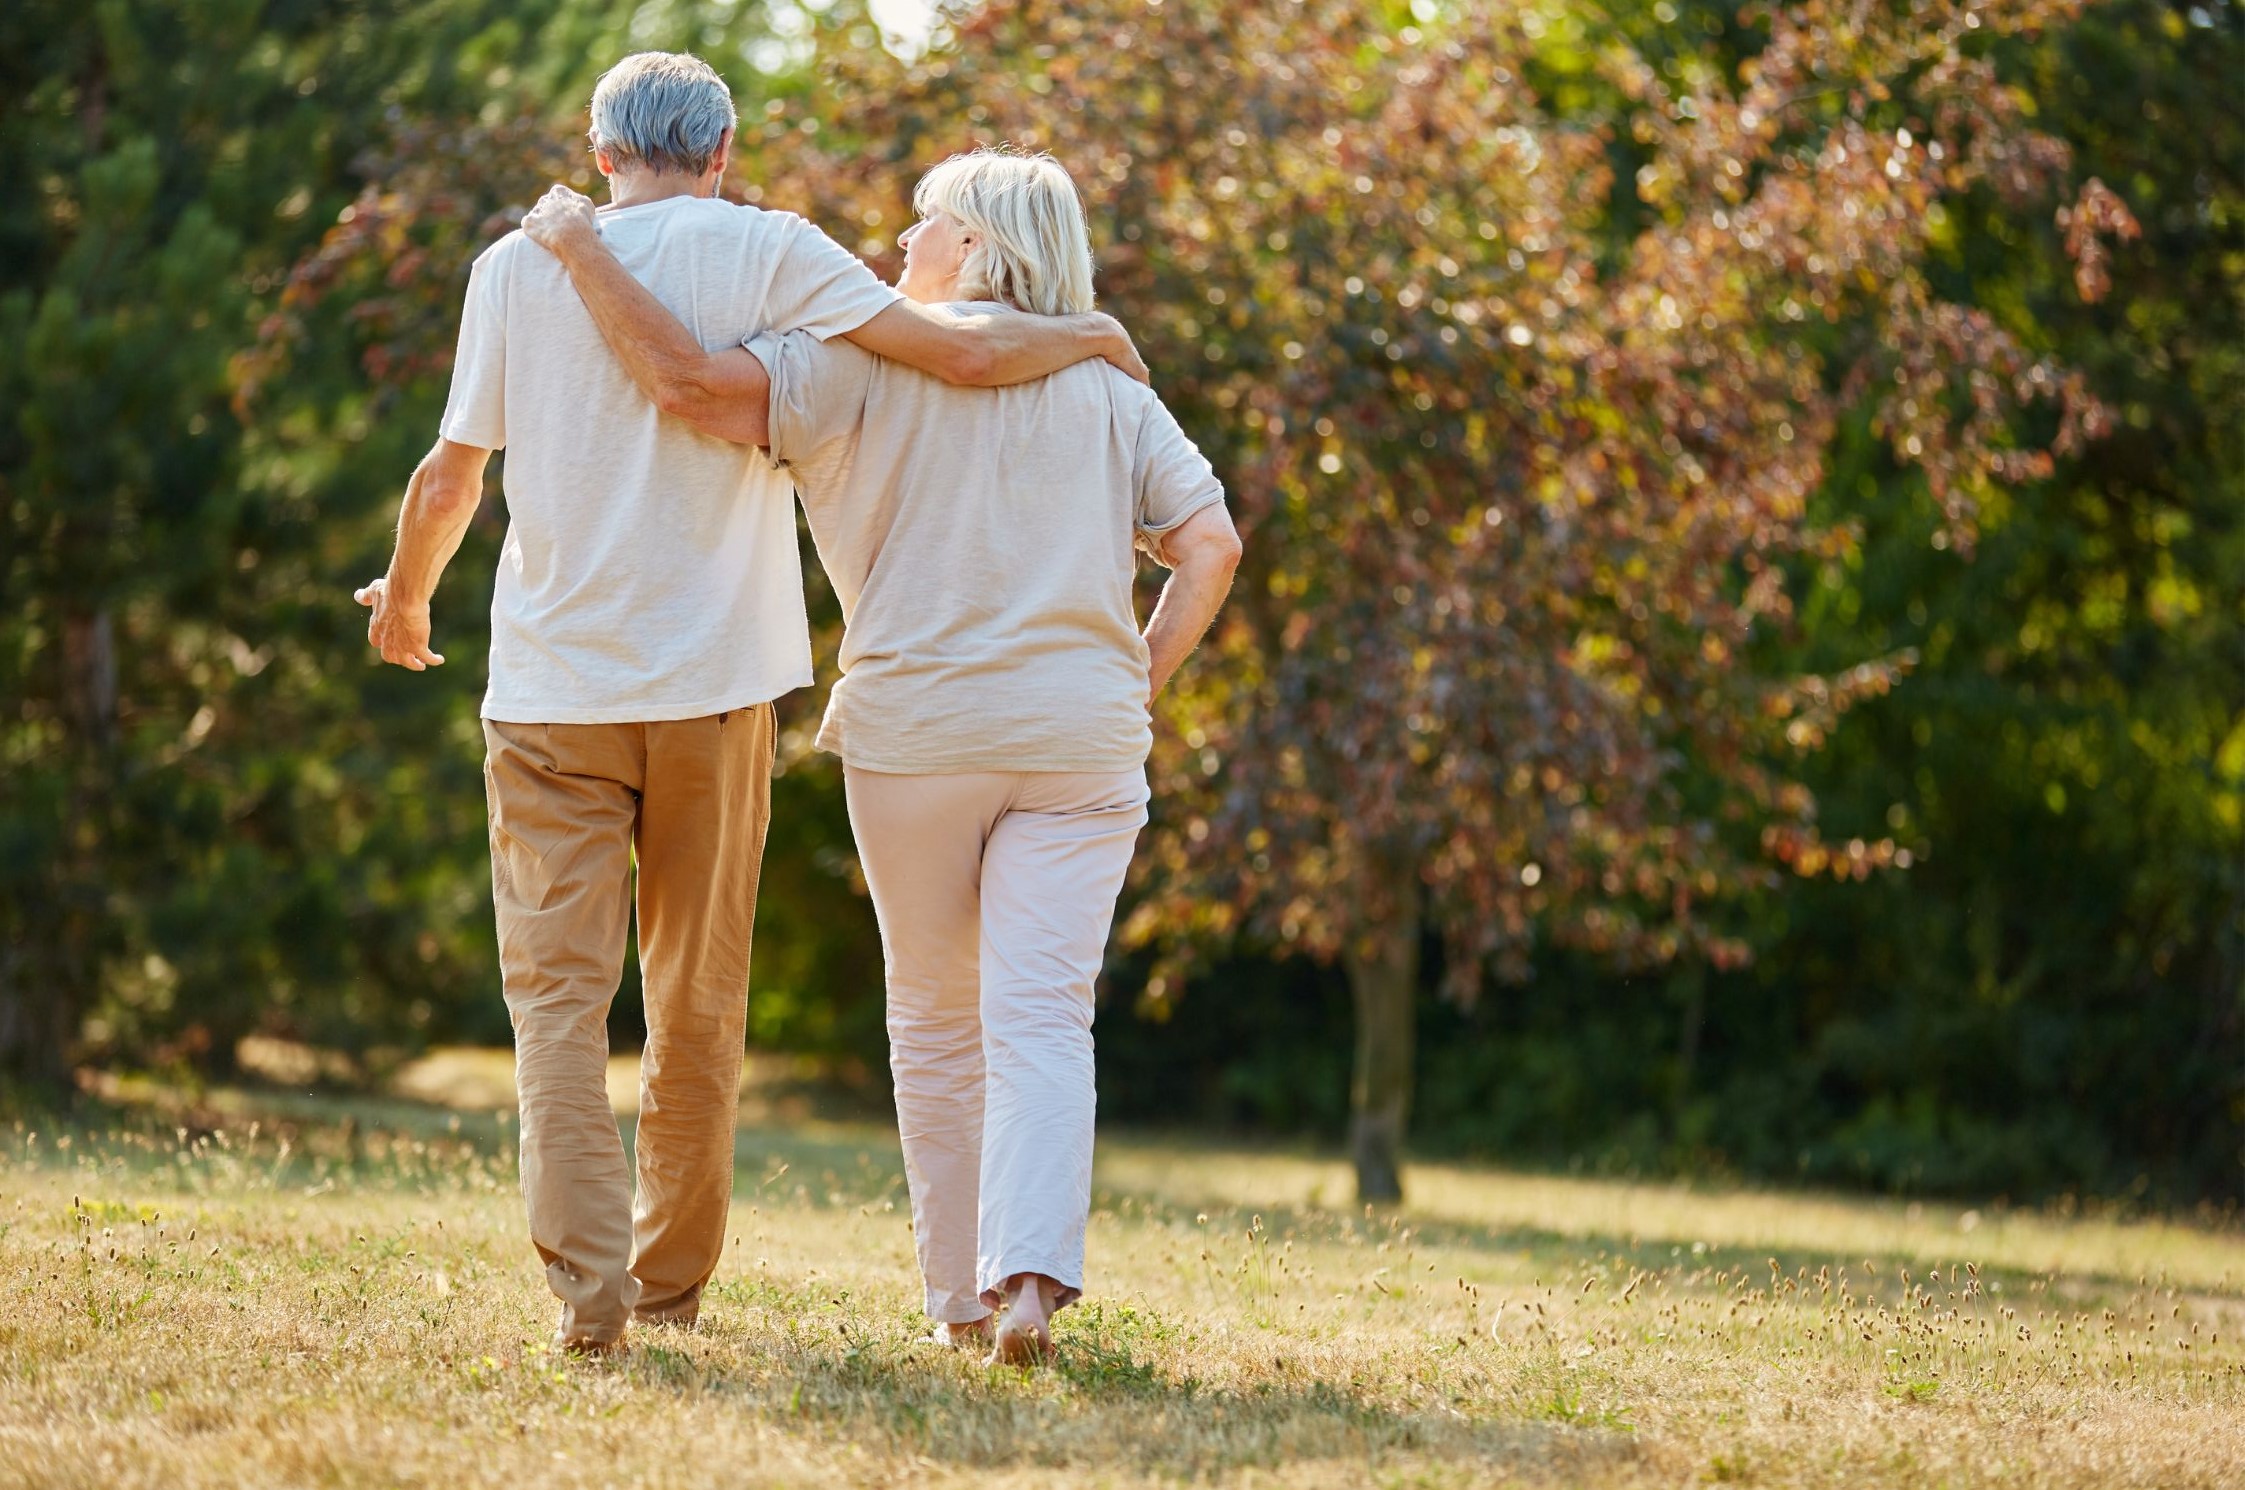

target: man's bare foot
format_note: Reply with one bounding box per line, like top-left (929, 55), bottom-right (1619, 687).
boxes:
top-left (922, 1317), bottom-right (992, 1350)
top-left (633, 1309), bottom-right (698, 1331)
top-left (988, 1274), bottom-right (1061, 1366)
top-left (558, 1332), bottom-right (626, 1358)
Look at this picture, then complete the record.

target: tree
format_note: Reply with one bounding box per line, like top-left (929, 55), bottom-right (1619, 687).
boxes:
top-left (1694, 0), bottom-right (2245, 1199)
top-left (740, 0), bottom-right (2130, 1202)
top-left (0, 0), bottom-right (765, 1088)
top-left (278, 0), bottom-right (2131, 1199)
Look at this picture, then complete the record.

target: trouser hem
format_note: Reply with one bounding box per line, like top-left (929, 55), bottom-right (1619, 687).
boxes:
top-left (979, 1261), bottom-right (1085, 1314)
top-left (926, 1293), bottom-right (996, 1325)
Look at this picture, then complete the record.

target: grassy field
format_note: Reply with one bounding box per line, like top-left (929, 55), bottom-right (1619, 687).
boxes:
top-left (5, 1056), bottom-right (2245, 1488)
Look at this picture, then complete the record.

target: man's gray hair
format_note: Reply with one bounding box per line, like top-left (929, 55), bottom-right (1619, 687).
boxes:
top-left (588, 52), bottom-right (735, 177)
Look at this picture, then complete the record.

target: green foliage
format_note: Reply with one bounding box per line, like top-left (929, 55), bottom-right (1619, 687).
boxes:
top-left (1122, 0), bottom-right (2245, 1203)
top-left (7, 0), bottom-right (2244, 1207)
top-left (0, 0), bottom-right (672, 1078)
top-left (1720, 0), bottom-right (2245, 1198)
top-left (0, 0), bottom-right (898, 1086)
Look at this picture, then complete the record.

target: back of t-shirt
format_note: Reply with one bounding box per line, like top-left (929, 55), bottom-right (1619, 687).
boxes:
top-left (438, 195), bottom-right (899, 724)
top-left (746, 304), bottom-right (1228, 775)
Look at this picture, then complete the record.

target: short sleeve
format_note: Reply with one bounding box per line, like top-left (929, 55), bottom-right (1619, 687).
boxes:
top-left (763, 216), bottom-right (907, 341)
top-left (438, 243), bottom-right (508, 449)
top-left (1132, 392), bottom-right (1226, 556)
top-left (743, 329), bottom-right (876, 468)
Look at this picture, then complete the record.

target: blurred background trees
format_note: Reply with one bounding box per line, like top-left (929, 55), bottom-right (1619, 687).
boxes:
top-left (5, 0), bottom-right (2242, 1207)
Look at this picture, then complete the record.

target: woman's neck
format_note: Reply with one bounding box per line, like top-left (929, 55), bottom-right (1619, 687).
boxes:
top-left (903, 275), bottom-right (961, 305)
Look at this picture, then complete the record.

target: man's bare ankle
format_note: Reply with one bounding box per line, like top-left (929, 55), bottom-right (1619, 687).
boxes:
top-left (559, 1332), bottom-right (627, 1358)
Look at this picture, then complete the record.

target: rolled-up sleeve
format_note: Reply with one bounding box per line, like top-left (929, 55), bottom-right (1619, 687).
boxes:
top-left (743, 328), bottom-right (875, 468)
top-left (1132, 392), bottom-right (1226, 555)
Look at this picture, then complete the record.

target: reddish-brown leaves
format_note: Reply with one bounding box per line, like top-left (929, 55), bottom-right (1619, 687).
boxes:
top-left (263, 0), bottom-right (2128, 1001)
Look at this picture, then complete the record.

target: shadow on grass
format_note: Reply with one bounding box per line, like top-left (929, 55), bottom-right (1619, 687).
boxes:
top-left (1085, 1178), bottom-right (2235, 1311)
top-left (616, 1284), bottom-right (1634, 1480)
top-left (29, 1083), bottom-right (2231, 1311)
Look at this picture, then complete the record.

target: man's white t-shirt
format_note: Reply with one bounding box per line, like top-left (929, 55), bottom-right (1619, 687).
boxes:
top-left (438, 196), bottom-right (902, 723)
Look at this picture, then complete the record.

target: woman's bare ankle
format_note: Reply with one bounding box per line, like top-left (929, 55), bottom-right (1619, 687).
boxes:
top-left (989, 1272), bottom-right (1061, 1365)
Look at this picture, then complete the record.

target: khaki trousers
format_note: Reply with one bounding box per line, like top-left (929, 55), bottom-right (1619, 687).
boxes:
top-left (483, 708), bottom-right (775, 1347)
top-left (844, 765), bottom-right (1149, 1322)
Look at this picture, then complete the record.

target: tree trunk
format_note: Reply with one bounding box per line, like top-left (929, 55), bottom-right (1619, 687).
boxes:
top-left (63, 609), bottom-right (119, 750)
top-left (1344, 870), bottom-right (1420, 1205)
top-left (0, 607), bottom-right (120, 1089)
top-left (1673, 965), bottom-right (1706, 1125)
top-left (0, 943), bottom-right (75, 1093)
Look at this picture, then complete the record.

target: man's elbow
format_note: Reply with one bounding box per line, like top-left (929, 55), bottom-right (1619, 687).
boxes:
top-left (422, 472), bottom-right (483, 520)
top-left (651, 372), bottom-right (710, 422)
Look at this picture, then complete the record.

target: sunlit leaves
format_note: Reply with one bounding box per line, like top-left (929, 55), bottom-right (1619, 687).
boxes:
top-left (274, 0), bottom-right (2126, 1009)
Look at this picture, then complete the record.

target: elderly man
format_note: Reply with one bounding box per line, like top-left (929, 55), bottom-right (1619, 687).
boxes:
top-left (356, 52), bottom-right (1142, 1354)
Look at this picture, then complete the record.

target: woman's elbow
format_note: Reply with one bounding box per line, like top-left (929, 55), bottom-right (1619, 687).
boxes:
top-left (652, 385), bottom-right (761, 444)
top-left (647, 380), bottom-right (722, 436)
top-left (1184, 514), bottom-right (1244, 574)
top-left (1211, 525), bottom-right (1245, 572)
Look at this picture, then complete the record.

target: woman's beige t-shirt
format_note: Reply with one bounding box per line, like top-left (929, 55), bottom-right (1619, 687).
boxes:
top-left (745, 304), bottom-right (1226, 775)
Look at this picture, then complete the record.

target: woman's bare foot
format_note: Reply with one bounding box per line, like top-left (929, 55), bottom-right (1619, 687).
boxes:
top-left (988, 1273), bottom-right (1061, 1366)
top-left (922, 1317), bottom-right (992, 1350)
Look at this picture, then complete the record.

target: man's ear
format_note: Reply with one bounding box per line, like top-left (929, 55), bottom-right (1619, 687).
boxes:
top-left (593, 145), bottom-right (616, 178)
top-left (711, 127), bottom-right (734, 182)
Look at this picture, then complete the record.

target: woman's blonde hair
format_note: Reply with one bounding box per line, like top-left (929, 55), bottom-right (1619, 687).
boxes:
top-left (912, 148), bottom-right (1095, 317)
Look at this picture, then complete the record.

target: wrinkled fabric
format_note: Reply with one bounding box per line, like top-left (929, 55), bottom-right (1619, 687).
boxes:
top-left (746, 311), bottom-right (1225, 775)
top-left (444, 198), bottom-right (902, 724)
top-left (845, 765), bottom-right (1149, 1320)
top-left (483, 707), bottom-right (775, 1345)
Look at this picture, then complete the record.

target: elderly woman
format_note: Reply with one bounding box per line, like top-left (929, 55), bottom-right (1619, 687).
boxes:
top-left (524, 151), bottom-right (1240, 1362)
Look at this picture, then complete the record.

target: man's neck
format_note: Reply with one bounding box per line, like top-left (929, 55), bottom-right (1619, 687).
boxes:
top-left (603, 171), bottom-right (716, 211)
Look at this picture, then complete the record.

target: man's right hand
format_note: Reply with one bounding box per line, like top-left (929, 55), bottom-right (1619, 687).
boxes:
top-left (356, 577), bottom-right (445, 671)
top-left (522, 184), bottom-right (601, 259)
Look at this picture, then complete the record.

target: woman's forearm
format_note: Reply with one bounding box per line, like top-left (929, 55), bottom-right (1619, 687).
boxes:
top-left (546, 230), bottom-right (724, 410)
top-left (1144, 505), bottom-right (1244, 697)
top-left (843, 301), bottom-right (1149, 387)
top-left (542, 229), bottom-right (771, 443)
top-left (1145, 555), bottom-right (1238, 698)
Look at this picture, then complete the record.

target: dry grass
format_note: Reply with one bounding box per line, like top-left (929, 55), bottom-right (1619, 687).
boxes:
top-left (4, 1057), bottom-right (2244, 1489)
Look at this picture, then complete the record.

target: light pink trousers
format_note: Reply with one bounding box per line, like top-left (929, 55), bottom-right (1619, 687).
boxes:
top-left (845, 765), bottom-right (1149, 1322)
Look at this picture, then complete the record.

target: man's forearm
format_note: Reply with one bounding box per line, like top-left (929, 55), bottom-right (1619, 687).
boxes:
top-left (385, 458), bottom-right (480, 606)
top-left (360, 439), bottom-right (487, 670)
top-left (1144, 553), bottom-right (1238, 697)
